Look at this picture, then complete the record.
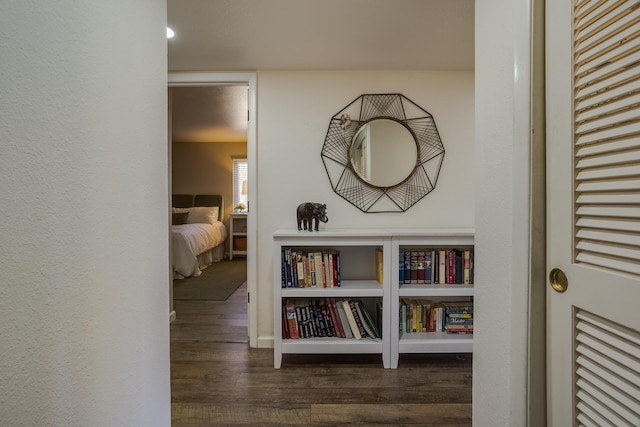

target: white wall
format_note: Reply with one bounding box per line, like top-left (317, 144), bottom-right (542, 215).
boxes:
top-left (256, 71), bottom-right (475, 344)
top-left (473, 0), bottom-right (531, 425)
top-left (0, 2), bottom-right (170, 426)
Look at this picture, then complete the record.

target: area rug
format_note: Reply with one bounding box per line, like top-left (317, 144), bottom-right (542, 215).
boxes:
top-left (173, 259), bottom-right (247, 301)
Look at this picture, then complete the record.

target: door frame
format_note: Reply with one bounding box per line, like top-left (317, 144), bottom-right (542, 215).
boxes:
top-left (168, 72), bottom-right (258, 346)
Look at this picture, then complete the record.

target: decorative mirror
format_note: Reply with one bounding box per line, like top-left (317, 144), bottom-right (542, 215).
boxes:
top-left (321, 94), bottom-right (445, 213)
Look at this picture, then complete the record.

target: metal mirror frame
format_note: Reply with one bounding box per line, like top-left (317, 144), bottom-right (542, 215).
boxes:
top-left (321, 94), bottom-right (445, 213)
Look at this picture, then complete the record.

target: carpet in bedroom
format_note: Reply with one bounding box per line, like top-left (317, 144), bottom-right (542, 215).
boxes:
top-left (173, 258), bottom-right (247, 301)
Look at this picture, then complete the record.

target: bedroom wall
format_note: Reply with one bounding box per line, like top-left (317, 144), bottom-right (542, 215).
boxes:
top-left (172, 141), bottom-right (247, 223)
top-left (255, 70), bottom-right (474, 346)
top-left (0, 2), bottom-right (170, 426)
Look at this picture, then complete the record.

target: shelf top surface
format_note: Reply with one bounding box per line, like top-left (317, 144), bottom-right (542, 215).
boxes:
top-left (274, 228), bottom-right (474, 239)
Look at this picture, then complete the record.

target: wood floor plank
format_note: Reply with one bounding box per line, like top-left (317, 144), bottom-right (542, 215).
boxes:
top-left (310, 403), bottom-right (472, 425)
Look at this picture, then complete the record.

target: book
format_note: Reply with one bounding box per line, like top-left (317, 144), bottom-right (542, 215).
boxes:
top-left (296, 253), bottom-right (305, 287)
top-left (454, 249), bottom-right (463, 284)
top-left (307, 252), bottom-right (318, 288)
top-left (335, 251), bottom-right (341, 287)
top-left (304, 303), bottom-right (317, 337)
top-left (376, 302), bottom-right (383, 337)
top-left (404, 251), bottom-right (411, 284)
top-left (282, 305), bottom-right (288, 338)
top-left (326, 298), bottom-right (345, 338)
top-left (284, 248), bottom-right (293, 287)
top-left (463, 250), bottom-right (471, 284)
top-left (410, 251), bottom-right (418, 284)
top-left (399, 251), bottom-right (405, 283)
top-left (363, 302), bottom-right (381, 338)
top-left (400, 303), bottom-right (407, 333)
top-left (443, 301), bottom-right (474, 319)
top-left (424, 250), bottom-right (434, 284)
top-left (438, 249), bottom-right (447, 284)
top-left (348, 299), bottom-right (368, 339)
top-left (281, 250), bottom-right (286, 288)
top-left (323, 251), bottom-right (332, 288)
top-left (341, 299), bottom-right (362, 340)
top-left (311, 302), bottom-right (327, 337)
top-left (416, 251), bottom-right (425, 283)
top-left (291, 251), bottom-right (298, 287)
top-left (285, 299), bottom-right (299, 339)
top-left (321, 302), bottom-right (336, 336)
top-left (314, 252), bottom-right (325, 288)
top-left (447, 249), bottom-right (455, 284)
top-left (299, 303), bottom-right (312, 337)
top-left (375, 248), bottom-right (383, 285)
top-left (356, 300), bottom-right (380, 339)
top-left (295, 304), bottom-right (306, 338)
top-left (336, 300), bottom-right (353, 338)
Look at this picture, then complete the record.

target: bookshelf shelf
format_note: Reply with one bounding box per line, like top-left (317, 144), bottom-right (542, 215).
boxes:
top-left (398, 332), bottom-right (473, 354)
top-left (281, 281), bottom-right (384, 298)
top-left (273, 228), bottom-right (474, 369)
top-left (398, 284), bottom-right (474, 298)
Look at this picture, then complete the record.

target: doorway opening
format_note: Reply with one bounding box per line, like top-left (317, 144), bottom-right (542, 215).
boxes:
top-left (168, 72), bottom-right (257, 346)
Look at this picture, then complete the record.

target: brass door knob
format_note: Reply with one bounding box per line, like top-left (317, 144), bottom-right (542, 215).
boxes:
top-left (549, 268), bottom-right (568, 293)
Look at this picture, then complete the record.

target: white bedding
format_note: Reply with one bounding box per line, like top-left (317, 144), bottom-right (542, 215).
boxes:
top-left (172, 221), bottom-right (227, 278)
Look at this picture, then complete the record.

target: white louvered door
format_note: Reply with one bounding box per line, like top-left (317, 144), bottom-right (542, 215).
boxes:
top-left (547, 0), bottom-right (640, 425)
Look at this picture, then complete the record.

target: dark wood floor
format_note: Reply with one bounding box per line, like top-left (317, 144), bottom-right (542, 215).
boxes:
top-left (170, 281), bottom-right (472, 426)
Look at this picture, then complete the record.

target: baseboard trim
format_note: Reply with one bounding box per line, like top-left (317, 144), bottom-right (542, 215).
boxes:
top-left (257, 336), bottom-right (274, 348)
top-left (169, 310), bottom-right (176, 323)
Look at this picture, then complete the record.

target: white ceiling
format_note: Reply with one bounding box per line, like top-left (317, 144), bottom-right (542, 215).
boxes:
top-left (167, 0), bottom-right (475, 143)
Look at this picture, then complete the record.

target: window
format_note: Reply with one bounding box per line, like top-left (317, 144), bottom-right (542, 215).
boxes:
top-left (232, 158), bottom-right (248, 210)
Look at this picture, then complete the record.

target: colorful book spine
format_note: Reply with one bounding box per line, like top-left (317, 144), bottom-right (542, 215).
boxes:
top-left (438, 249), bottom-right (447, 284)
top-left (410, 251), bottom-right (418, 284)
top-left (463, 250), bottom-right (471, 284)
top-left (285, 299), bottom-right (299, 339)
top-left (424, 250), bottom-right (433, 284)
top-left (404, 251), bottom-right (412, 284)
top-left (416, 251), bottom-right (425, 284)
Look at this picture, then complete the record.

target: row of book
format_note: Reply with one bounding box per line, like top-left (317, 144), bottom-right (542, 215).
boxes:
top-left (400, 299), bottom-right (473, 334)
top-left (281, 249), bottom-right (341, 288)
top-left (283, 298), bottom-right (381, 340)
top-left (399, 248), bottom-right (474, 285)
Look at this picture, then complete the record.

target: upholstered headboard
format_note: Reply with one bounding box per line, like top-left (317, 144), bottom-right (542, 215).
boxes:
top-left (172, 194), bottom-right (195, 208)
top-left (172, 194), bottom-right (224, 220)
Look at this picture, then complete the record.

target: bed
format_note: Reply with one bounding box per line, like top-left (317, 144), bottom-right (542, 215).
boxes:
top-left (172, 194), bottom-right (228, 279)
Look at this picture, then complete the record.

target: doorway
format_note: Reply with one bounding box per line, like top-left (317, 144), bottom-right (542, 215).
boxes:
top-left (168, 72), bottom-right (257, 346)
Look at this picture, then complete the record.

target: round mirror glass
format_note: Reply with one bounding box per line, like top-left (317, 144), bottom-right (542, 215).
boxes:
top-left (349, 119), bottom-right (418, 187)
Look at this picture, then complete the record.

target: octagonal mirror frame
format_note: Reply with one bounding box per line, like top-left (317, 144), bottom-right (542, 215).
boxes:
top-left (321, 93), bottom-right (445, 213)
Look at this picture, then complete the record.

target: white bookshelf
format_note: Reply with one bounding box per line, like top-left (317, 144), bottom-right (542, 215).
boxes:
top-left (273, 229), bottom-right (392, 369)
top-left (273, 228), bottom-right (474, 369)
top-left (391, 229), bottom-right (474, 368)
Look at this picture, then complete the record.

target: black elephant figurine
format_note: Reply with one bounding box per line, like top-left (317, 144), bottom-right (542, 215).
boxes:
top-left (296, 202), bottom-right (328, 231)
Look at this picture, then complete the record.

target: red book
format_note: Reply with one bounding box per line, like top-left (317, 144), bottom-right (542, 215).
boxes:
top-left (285, 300), bottom-right (299, 339)
top-left (447, 249), bottom-right (455, 284)
top-left (327, 298), bottom-right (345, 338)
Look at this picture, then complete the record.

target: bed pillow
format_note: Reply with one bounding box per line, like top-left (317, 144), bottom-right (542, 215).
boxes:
top-left (172, 211), bottom-right (189, 225)
top-left (172, 206), bottom-right (219, 225)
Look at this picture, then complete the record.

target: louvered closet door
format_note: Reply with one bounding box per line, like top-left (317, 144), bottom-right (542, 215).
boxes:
top-left (547, 0), bottom-right (640, 425)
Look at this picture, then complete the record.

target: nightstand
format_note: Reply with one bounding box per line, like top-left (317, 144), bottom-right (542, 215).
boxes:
top-left (229, 213), bottom-right (247, 259)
